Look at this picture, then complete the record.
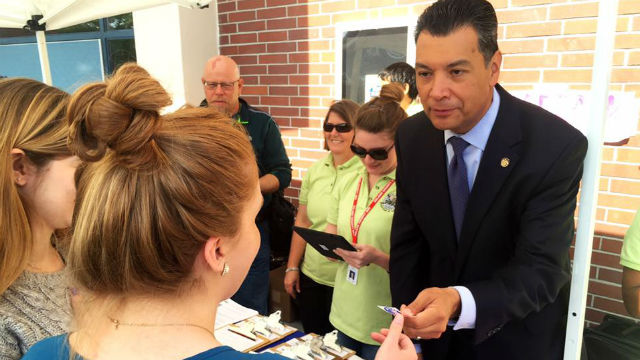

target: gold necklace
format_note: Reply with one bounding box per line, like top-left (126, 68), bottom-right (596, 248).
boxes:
top-left (108, 317), bottom-right (215, 338)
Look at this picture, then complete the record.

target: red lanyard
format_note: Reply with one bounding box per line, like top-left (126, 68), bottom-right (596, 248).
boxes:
top-left (350, 177), bottom-right (395, 244)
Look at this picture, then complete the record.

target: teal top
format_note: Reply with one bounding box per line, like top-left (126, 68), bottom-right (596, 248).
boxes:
top-left (23, 334), bottom-right (287, 359)
top-left (327, 168), bottom-right (396, 345)
top-left (621, 209), bottom-right (640, 271)
top-left (299, 153), bottom-right (364, 286)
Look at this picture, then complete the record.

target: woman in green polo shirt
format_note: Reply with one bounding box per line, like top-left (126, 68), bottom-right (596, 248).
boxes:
top-left (284, 100), bottom-right (362, 335)
top-left (325, 83), bottom-right (407, 360)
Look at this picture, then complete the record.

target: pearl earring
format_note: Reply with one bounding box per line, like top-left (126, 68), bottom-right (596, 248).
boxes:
top-left (221, 263), bottom-right (230, 276)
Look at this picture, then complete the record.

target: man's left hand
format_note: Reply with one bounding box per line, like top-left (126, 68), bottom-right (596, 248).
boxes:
top-left (401, 287), bottom-right (461, 339)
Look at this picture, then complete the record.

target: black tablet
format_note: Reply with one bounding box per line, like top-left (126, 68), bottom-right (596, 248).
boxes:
top-left (293, 226), bottom-right (357, 260)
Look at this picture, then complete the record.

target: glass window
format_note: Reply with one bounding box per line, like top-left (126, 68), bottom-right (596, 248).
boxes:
top-left (342, 27), bottom-right (408, 104)
top-left (107, 13), bottom-right (133, 31)
top-left (107, 38), bottom-right (136, 74)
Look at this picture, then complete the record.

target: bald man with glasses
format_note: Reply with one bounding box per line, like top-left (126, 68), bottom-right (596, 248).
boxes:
top-left (201, 55), bottom-right (292, 315)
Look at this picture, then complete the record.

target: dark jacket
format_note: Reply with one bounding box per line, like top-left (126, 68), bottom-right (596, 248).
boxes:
top-left (390, 84), bottom-right (587, 359)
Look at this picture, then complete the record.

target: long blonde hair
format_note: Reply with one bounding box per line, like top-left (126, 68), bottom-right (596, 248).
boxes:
top-left (67, 63), bottom-right (257, 299)
top-left (0, 78), bottom-right (70, 294)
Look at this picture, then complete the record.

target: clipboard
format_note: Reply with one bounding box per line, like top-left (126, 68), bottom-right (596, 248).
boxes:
top-left (293, 226), bottom-right (357, 260)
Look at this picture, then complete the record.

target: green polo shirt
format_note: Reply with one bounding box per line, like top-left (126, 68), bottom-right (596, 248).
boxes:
top-left (621, 210), bottom-right (640, 270)
top-left (327, 168), bottom-right (397, 345)
top-left (299, 153), bottom-right (364, 286)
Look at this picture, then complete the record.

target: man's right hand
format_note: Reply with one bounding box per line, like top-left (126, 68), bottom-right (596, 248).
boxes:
top-left (284, 270), bottom-right (301, 299)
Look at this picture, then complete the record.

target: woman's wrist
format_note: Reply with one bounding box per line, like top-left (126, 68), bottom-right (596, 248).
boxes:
top-left (285, 267), bottom-right (300, 273)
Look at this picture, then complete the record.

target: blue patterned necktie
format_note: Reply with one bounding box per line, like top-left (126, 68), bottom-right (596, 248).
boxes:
top-left (447, 136), bottom-right (470, 240)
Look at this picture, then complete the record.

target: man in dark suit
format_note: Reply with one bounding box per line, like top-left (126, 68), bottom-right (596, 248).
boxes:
top-left (389, 0), bottom-right (588, 358)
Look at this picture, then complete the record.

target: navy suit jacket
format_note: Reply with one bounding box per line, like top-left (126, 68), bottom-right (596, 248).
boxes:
top-left (390, 84), bottom-right (588, 359)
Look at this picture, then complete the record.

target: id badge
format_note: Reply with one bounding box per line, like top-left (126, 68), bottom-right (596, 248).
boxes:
top-left (346, 265), bottom-right (358, 285)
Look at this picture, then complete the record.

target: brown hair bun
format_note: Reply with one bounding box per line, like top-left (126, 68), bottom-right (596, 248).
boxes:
top-left (67, 63), bottom-right (172, 168)
top-left (378, 82), bottom-right (405, 103)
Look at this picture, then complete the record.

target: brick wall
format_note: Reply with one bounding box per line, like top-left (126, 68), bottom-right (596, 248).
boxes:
top-left (217, 0), bottom-right (640, 326)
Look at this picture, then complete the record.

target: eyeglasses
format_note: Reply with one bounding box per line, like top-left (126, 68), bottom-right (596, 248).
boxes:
top-left (203, 79), bottom-right (239, 91)
top-left (323, 122), bottom-right (353, 133)
top-left (350, 143), bottom-right (395, 160)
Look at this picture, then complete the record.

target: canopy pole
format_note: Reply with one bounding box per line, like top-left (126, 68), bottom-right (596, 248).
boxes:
top-left (563, 1), bottom-right (619, 359)
top-left (35, 30), bottom-right (52, 85)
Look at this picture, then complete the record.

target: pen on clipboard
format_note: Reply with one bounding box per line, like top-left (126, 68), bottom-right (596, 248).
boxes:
top-left (228, 327), bottom-right (258, 341)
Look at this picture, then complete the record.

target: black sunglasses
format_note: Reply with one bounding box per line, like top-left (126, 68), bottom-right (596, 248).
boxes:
top-left (323, 122), bottom-right (353, 133)
top-left (350, 143), bottom-right (395, 160)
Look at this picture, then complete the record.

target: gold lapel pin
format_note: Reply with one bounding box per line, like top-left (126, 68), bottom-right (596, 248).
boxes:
top-left (500, 157), bottom-right (510, 168)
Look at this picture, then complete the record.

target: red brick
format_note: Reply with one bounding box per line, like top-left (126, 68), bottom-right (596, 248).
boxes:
top-left (598, 267), bottom-right (623, 284)
top-left (274, 117), bottom-right (291, 127)
top-left (220, 23), bottom-right (237, 34)
top-left (238, 20), bottom-right (266, 32)
top-left (267, 42), bottom-right (297, 53)
top-left (289, 52), bottom-right (319, 63)
top-left (257, 7), bottom-right (287, 19)
top-left (607, 210), bottom-right (637, 226)
top-left (242, 95), bottom-right (260, 104)
top-left (585, 307), bottom-right (606, 325)
top-left (600, 238), bottom-right (623, 254)
top-left (506, 22), bottom-right (562, 38)
top-left (268, 0), bottom-right (296, 5)
top-left (270, 86), bottom-right (299, 96)
top-left (595, 223), bottom-right (627, 239)
top-left (242, 86), bottom-right (268, 95)
top-left (260, 96), bottom-right (290, 106)
top-left (268, 64), bottom-right (299, 74)
top-left (589, 280), bottom-right (622, 299)
top-left (219, 13), bottom-right (228, 23)
top-left (591, 251), bottom-right (623, 270)
top-left (240, 65), bottom-right (267, 74)
top-left (238, 0), bottom-right (265, 10)
top-left (218, 1), bottom-right (236, 13)
top-left (615, 34), bottom-right (640, 49)
top-left (258, 31), bottom-right (288, 42)
top-left (290, 75), bottom-right (319, 85)
top-left (220, 36), bottom-right (230, 46)
top-left (289, 28), bottom-right (320, 40)
top-left (292, 118), bottom-right (322, 128)
top-left (593, 297), bottom-right (626, 315)
top-left (497, 8), bottom-right (547, 24)
top-left (228, 10), bottom-right (256, 23)
top-left (287, 4), bottom-right (319, 17)
top-left (238, 44), bottom-right (266, 55)
top-left (270, 107), bottom-right (300, 117)
top-left (259, 54), bottom-right (288, 64)
top-left (232, 55), bottom-right (258, 65)
top-left (230, 33), bottom-right (257, 43)
top-left (259, 75), bottom-right (288, 85)
top-left (220, 45), bottom-right (237, 54)
top-left (267, 18), bottom-right (297, 30)
top-left (284, 188), bottom-right (300, 198)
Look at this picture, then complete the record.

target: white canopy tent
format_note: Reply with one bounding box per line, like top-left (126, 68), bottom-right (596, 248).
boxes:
top-left (0, 0), bottom-right (213, 85)
top-left (564, 1), bottom-right (619, 359)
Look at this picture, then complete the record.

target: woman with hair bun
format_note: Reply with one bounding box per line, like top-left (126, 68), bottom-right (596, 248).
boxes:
top-left (325, 83), bottom-right (408, 360)
top-left (0, 78), bottom-right (79, 359)
top-left (23, 63), bottom-right (286, 359)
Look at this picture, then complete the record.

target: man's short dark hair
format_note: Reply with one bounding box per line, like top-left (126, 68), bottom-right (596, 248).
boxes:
top-left (378, 62), bottom-right (418, 101)
top-left (415, 0), bottom-right (498, 66)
